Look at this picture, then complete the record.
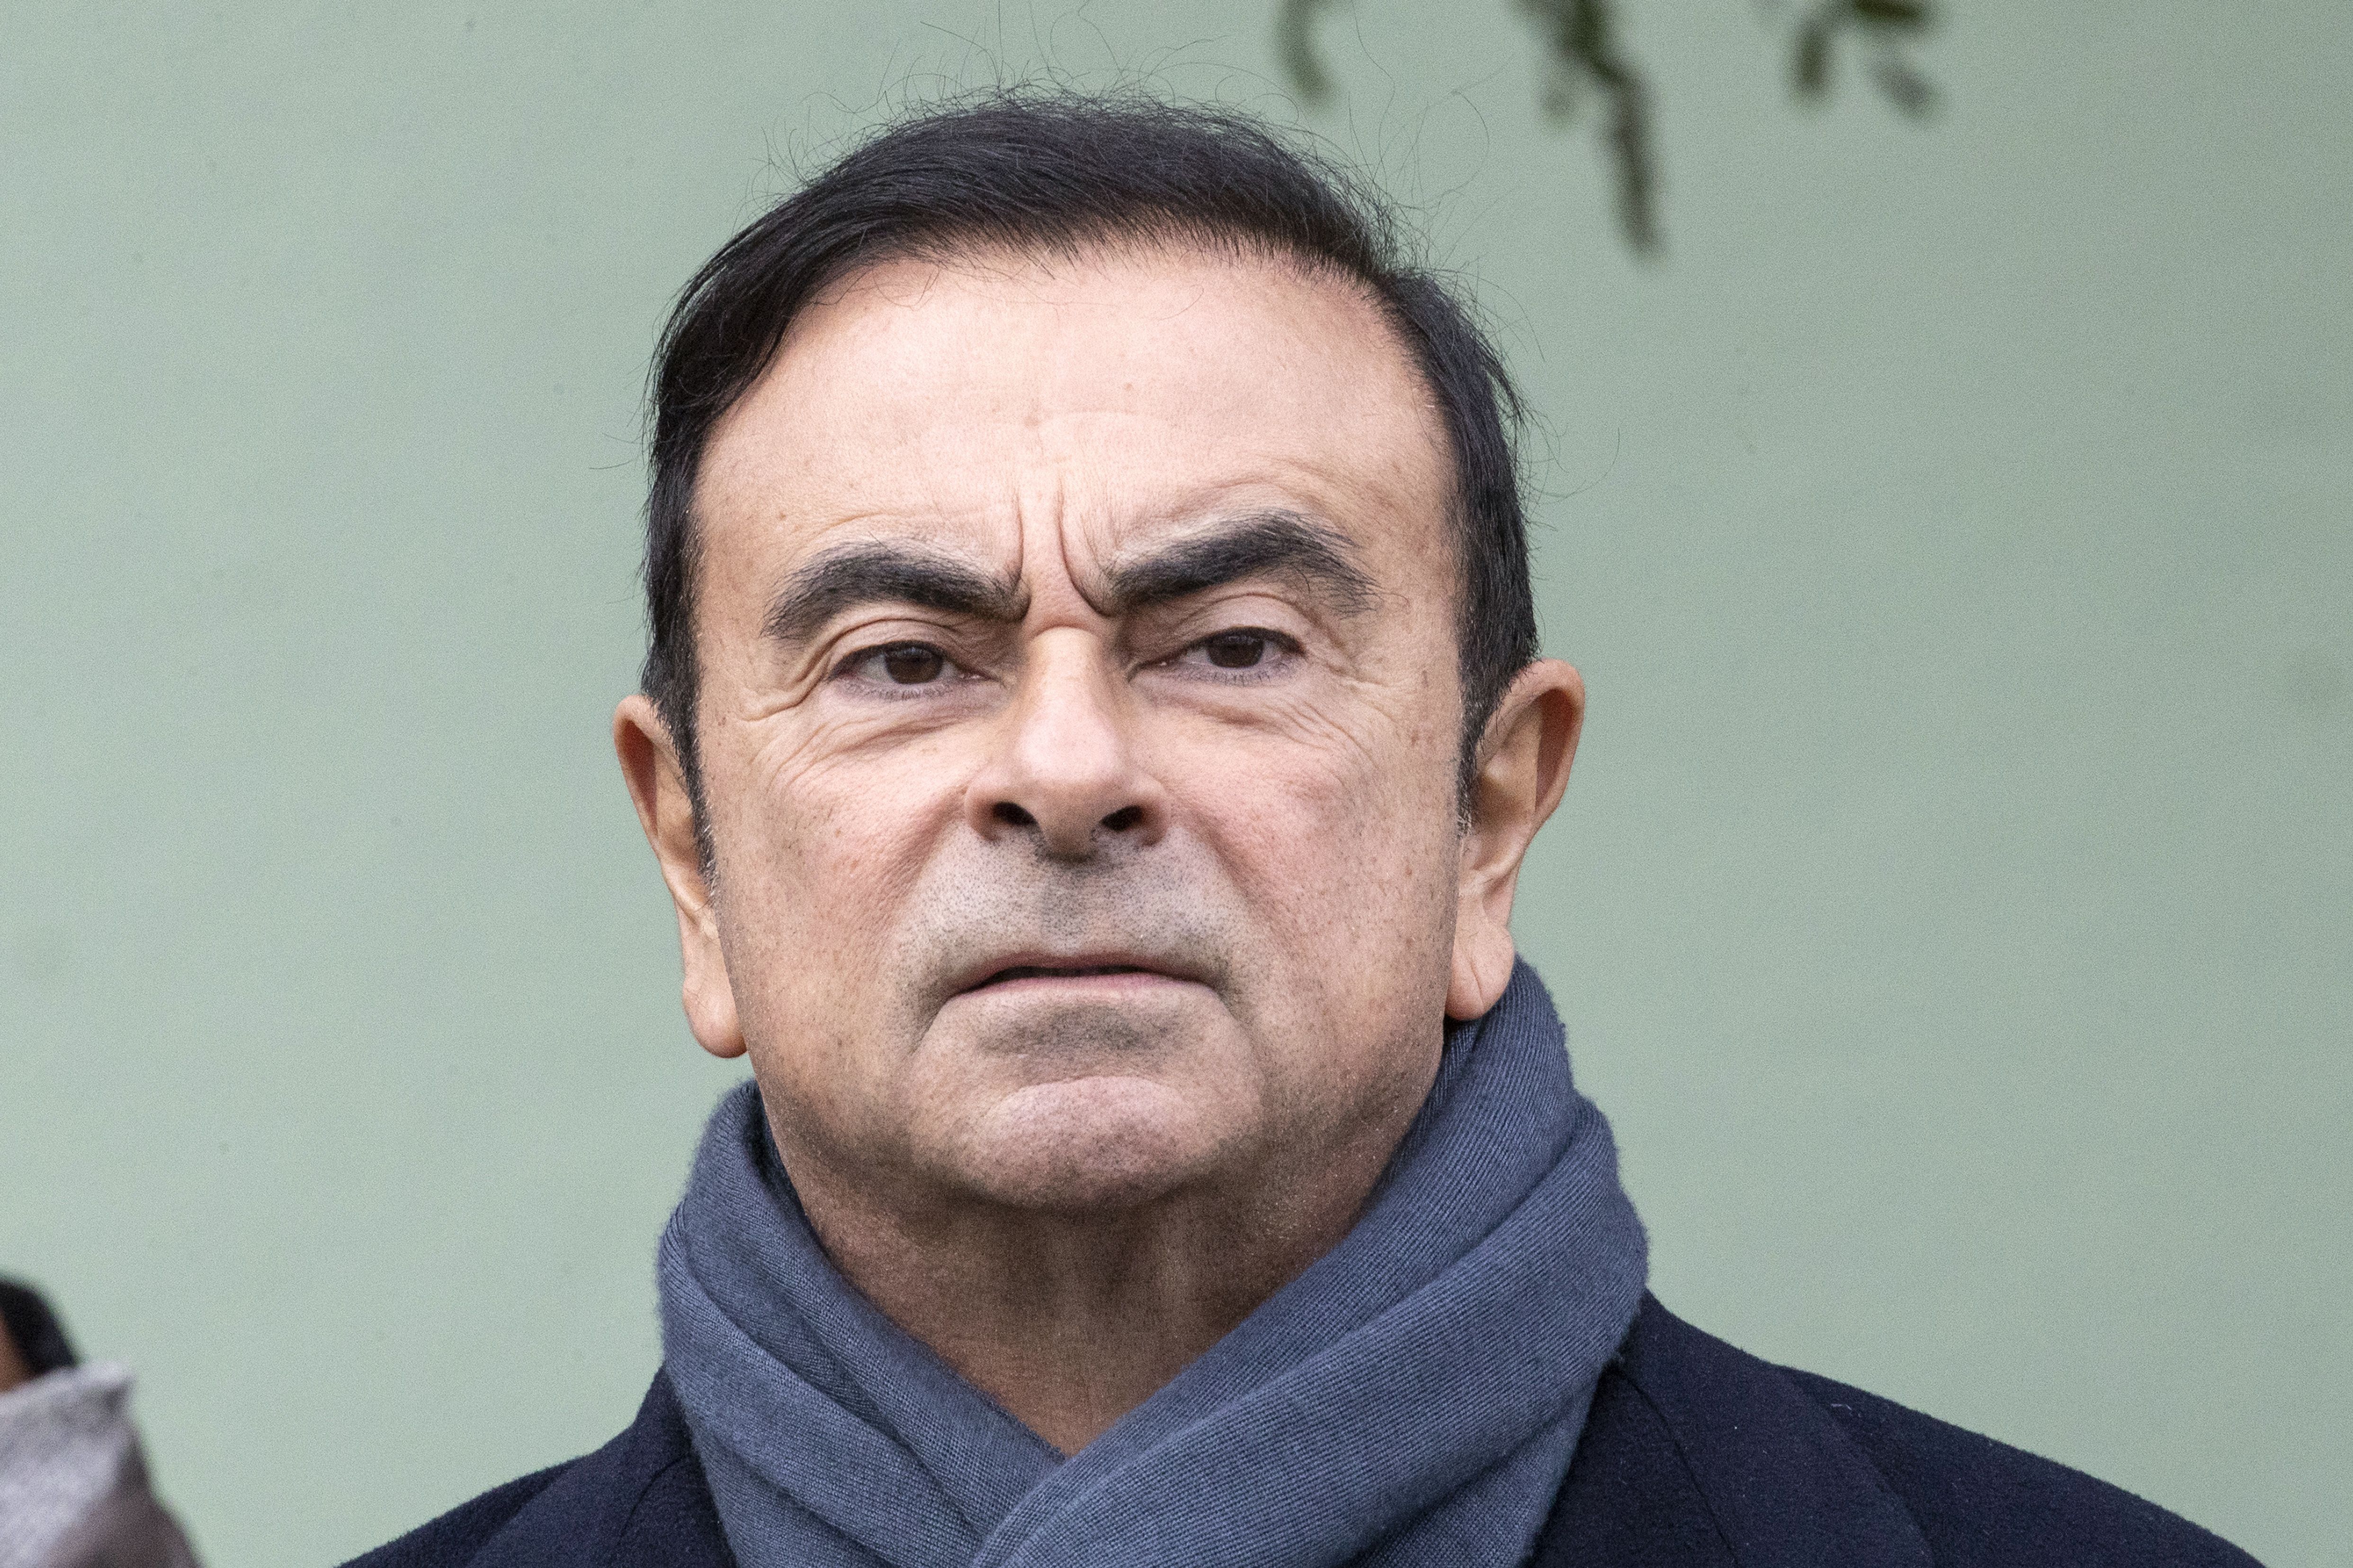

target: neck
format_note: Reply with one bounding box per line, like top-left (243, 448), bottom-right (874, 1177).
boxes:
top-left (776, 1118), bottom-right (1414, 1454)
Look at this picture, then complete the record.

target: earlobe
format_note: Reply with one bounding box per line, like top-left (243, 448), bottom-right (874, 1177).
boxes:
top-left (1446, 924), bottom-right (1517, 1020)
top-left (681, 937), bottom-right (748, 1060)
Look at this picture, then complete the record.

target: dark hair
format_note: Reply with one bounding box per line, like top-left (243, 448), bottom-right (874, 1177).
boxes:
top-left (0, 1276), bottom-right (79, 1377)
top-left (644, 90), bottom-right (1537, 820)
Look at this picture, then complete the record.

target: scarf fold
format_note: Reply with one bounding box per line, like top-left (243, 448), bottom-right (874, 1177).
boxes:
top-left (659, 962), bottom-right (1646, 1568)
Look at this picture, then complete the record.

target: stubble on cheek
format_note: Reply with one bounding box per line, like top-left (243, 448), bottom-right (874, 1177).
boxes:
top-left (707, 733), bottom-right (961, 1171)
top-left (1191, 712), bottom-right (1458, 1143)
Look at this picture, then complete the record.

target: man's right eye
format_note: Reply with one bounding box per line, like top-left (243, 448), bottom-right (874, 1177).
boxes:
top-left (845, 642), bottom-right (953, 686)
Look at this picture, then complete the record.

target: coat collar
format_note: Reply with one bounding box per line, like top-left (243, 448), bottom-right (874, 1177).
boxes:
top-left (465, 1373), bottom-right (730, 1568)
top-left (1538, 1295), bottom-right (1931, 1568)
top-left (463, 1297), bottom-right (1928, 1568)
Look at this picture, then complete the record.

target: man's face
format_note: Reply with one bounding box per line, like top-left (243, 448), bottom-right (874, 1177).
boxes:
top-left (642, 245), bottom-right (1505, 1215)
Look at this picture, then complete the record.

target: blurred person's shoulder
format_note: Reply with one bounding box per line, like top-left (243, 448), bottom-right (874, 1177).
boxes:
top-left (347, 1298), bottom-right (2259, 1568)
top-left (0, 1276), bottom-right (205, 1568)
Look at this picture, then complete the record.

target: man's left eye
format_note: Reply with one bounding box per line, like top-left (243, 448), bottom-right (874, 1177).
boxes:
top-left (1203, 632), bottom-right (1269, 668)
top-left (1179, 629), bottom-right (1296, 673)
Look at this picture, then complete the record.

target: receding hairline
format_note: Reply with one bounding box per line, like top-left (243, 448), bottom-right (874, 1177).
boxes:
top-left (801, 218), bottom-right (1390, 303)
top-left (724, 225), bottom-right (1438, 421)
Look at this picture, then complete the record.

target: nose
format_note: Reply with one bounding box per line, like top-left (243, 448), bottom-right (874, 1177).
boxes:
top-left (965, 630), bottom-right (1169, 859)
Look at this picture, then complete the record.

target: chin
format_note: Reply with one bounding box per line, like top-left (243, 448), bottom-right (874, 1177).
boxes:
top-left (945, 1075), bottom-right (1235, 1213)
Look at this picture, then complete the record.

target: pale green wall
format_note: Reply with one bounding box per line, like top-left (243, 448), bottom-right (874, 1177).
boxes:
top-left (3, 3), bottom-right (2345, 1564)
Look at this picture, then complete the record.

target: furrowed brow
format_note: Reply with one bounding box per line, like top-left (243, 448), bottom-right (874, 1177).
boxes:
top-left (1103, 511), bottom-right (1378, 616)
top-left (761, 542), bottom-right (1028, 649)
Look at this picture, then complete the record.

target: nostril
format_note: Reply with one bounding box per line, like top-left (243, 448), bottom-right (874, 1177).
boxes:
top-left (993, 802), bottom-right (1037, 829)
top-left (1100, 805), bottom-right (1145, 833)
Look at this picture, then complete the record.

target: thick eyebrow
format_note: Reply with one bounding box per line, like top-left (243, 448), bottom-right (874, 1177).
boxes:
top-left (1102, 511), bottom-right (1378, 617)
top-left (761, 542), bottom-right (1029, 649)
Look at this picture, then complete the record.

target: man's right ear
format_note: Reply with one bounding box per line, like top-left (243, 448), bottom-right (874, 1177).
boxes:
top-left (614, 695), bottom-right (746, 1060)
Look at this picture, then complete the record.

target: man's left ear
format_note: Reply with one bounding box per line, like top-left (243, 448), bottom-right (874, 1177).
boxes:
top-left (1448, 659), bottom-right (1585, 1020)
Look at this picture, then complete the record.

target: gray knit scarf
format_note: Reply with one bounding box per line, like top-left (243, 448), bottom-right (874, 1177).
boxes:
top-left (658, 961), bottom-right (1646, 1568)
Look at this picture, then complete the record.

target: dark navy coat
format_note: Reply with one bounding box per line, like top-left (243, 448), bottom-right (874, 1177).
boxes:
top-left (348, 1296), bottom-right (2257, 1568)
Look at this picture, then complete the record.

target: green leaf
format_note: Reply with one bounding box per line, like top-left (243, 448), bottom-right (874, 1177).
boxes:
top-left (1871, 56), bottom-right (1937, 115)
top-left (1794, 17), bottom-right (1834, 98)
top-left (1276, 0), bottom-right (1345, 103)
top-left (1852, 0), bottom-right (1932, 31)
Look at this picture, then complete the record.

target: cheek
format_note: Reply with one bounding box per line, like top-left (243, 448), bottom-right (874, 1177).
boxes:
top-left (1155, 708), bottom-right (1458, 981)
top-left (708, 720), bottom-right (974, 1027)
top-left (1173, 737), bottom-right (1456, 1128)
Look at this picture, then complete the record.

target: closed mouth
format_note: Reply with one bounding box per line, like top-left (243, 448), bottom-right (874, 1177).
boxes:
top-left (982, 963), bottom-right (1158, 985)
top-left (954, 958), bottom-right (1201, 995)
